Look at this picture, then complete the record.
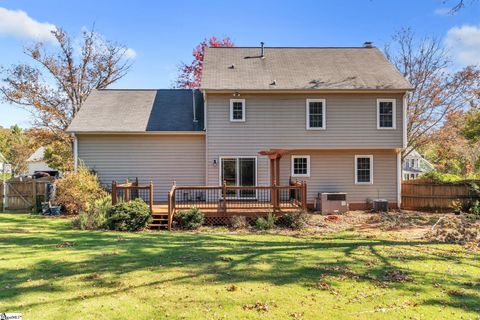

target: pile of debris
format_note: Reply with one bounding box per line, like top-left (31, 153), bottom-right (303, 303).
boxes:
top-left (425, 215), bottom-right (479, 249)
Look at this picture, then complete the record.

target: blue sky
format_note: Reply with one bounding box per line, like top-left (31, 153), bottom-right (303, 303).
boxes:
top-left (0, 0), bottom-right (479, 128)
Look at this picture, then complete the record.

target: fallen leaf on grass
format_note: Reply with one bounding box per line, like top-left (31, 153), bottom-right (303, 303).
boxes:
top-left (83, 273), bottom-right (101, 280)
top-left (55, 241), bottom-right (75, 248)
top-left (447, 289), bottom-right (467, 296)
top-left (100, 252), bottom-right (118, 256)
top-left (312, 282), bottom-right (339, 295)
top-left (289, 311), bottom-right (304, 318)
top-left (219, 256), bottom-right (233, 262)
top-left (382, 269), bottom-right (413, 282)
top-left (243, 301), bottom-right (269, 312)
top-left (226, 284), bottom-right (238, 292)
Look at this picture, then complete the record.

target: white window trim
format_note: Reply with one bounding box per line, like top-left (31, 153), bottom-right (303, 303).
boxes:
top-left (230, 99), bottom-right (245, 122)
top-left (291, 155), bottom-right (311, 177)
top-left (354, 155), bottom-right (373, 185)
top-left (377, 98), bottom-right (396, 130)
top-left (306, 99), bottom-right (326, 130)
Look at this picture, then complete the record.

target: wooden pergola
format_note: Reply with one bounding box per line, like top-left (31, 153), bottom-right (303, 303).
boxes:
top-left (258, 149), bottom-right (290, 186)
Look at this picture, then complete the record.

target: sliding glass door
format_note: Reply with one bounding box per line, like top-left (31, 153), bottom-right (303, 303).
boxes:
top-left (220, 157), bottom-right (257, 198)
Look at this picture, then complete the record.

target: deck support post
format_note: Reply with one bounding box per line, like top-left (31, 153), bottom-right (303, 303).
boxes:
top-left (112, 181), bottom-right (117, 205)
top-left (272, 180), bottom-right (279, 213)
top-left (149, 181), bottom-right (154, 213)
top-left (125, 178), bottom-right (130, 202)
top-left (301, 181), bottom-right (307, 210)
top-left (222, 180), bottom-right (227, 215)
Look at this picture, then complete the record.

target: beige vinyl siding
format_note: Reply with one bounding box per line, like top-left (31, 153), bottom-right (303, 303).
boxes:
top-left (206, 93), bottom-right (403, 151)
top-left (280, 150), bottom-right (398, 203)
top-left (78, 134), bottom-right (205, 201)
top-left (206, 92), bottom-right (401, 204)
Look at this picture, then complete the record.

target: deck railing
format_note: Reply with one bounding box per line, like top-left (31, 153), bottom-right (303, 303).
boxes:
top-left (112, 178), bottom-right (154, 213)
top-left (167, 180), bottom-right (307, 228)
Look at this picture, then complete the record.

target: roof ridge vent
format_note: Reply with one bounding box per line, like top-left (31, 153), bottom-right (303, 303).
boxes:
top-left (363, 41), bottom-right (374, 48)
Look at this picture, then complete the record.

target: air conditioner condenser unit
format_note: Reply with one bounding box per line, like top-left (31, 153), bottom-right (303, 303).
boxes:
top-left (320, 193), bottom-right (349, 214)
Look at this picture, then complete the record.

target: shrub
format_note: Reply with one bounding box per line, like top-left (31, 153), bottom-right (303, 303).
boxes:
top-left (176, 207), bottom-right (204, 230)
top-left (467, 200), bottom-right (480, 220)
top-left (230, 215), bottom-right (249, 229)
top-left (255, 212), bottom-right (276, 230)
top-left (73, 195), bottom-right (112, 230)
top-left (55, 164), bottom-right (106, 214)
top-left (105, 198), bottom-right (151, 231)
top-left (277, 210), bottom-right (309, 230)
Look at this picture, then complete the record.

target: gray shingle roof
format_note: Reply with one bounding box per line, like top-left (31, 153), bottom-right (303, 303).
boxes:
top-left (67, 89), bottom-right (204, 133)
top-left (201, 47), bottom-right (412, 91)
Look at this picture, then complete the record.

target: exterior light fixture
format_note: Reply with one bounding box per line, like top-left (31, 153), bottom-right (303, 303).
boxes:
top-left (213, 159), bottom-right (218, 167)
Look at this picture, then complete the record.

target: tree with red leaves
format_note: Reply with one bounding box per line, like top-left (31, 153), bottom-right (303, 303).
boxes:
top-left (175, 36), bottom-right (234, 88)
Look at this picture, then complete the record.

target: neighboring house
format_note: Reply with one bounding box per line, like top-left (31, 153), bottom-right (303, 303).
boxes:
top-left (402, 149), bottom-right (434, 180)
top-left (26, 147), bottom-right (57, 176)
top-left (67, 43), bottom-right (412, 209)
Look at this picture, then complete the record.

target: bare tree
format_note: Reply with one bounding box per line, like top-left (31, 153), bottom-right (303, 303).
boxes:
top-left (446, 0), bottom-right (479, 13)
top-left (0, 27), bottom-right (132, 138)
top-left (385, 28), bottom-right (480, 158)
top-left (0, 27), bottom-right (133, 171)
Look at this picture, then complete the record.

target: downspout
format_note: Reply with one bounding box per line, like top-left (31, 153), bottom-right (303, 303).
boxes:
top-left (72, 133), bottom-right (78, 172)
top-left (397, 151), bottom-right (402, 209)
top-left (192, 89), bottom-right (198, 123)
top-left (402, 92), bottom-right (408, 150)
top-left (399, 91), bottom-right (408, 209)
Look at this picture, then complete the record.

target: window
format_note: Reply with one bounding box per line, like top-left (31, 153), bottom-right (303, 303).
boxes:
top-left (306, 99), bottom-right (326, 130)
top-left (291, 155), bottom-right (310, 177)
top-left (230, 99), bottom-right (245, 122)
top-left (377, 99), bottom-right (396, 129)
top-left (355, 155), bottom-right (373, 184)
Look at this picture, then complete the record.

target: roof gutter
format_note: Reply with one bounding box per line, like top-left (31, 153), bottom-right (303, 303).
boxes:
top-left (69, 131), bottom-right (206, 135)
top-left (200, 88), bottom-right (414, 94)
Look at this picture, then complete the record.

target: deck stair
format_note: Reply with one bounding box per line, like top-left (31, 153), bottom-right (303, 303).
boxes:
top-left (149, 205), bottom-right (170, 229)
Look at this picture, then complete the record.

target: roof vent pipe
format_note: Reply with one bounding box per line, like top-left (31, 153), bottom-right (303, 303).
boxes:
top-left (260, 42), bottom-right (265, 58)
top-left (363, 41), bottom-right (374, 48)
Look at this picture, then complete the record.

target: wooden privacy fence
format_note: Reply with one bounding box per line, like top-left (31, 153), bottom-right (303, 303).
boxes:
top-left (401, 180), bottom-right (480, 210)
top-left (111, 178), bottom-right (154, 212)
top-left (1, 177), bottom-right (55, 211)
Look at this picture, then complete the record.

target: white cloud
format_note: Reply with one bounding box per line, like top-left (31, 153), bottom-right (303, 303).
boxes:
top-left (124, 48), bottom-right (137, 59)
top-left (0, 7), bottom-right (56, 42)
top-left (434, 7), bottom-right (451, 16)
top-left (444, 25), bottom-right (480, 66)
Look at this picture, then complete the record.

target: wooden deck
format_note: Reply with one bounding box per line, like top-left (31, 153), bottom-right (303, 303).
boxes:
top-left (111, 179), bottom-right (308, 230)
top-left (150, 202), bottom-right (302, 228)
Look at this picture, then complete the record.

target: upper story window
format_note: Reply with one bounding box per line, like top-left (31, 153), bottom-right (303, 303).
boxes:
top-left (306, 99), bottom-right (326, 130)
top-left (377, 99), bottom-right (396, 129)
top-left (355, 155), bottom-right (373, 184)
top-left (291, 155), bottom-right (310, 177)
top-left (230, 99), bottom-right (245, 122)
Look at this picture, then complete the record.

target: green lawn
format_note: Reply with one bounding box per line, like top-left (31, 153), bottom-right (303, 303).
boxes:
top-left (0, 214), bottom-right (479, 319)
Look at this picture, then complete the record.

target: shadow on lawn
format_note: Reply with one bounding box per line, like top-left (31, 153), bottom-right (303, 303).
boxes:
top-left (0, 214), bottom-right (479, 314)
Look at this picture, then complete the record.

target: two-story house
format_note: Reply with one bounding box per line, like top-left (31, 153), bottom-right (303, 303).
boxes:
top-left (402, 149), bottom-right (434, 180)
top-left (68, 44), bottom-right (412, 212)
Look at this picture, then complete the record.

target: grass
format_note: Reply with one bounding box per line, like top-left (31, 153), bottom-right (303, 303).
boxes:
top-left (0, 213), bottom-right (479, 319)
